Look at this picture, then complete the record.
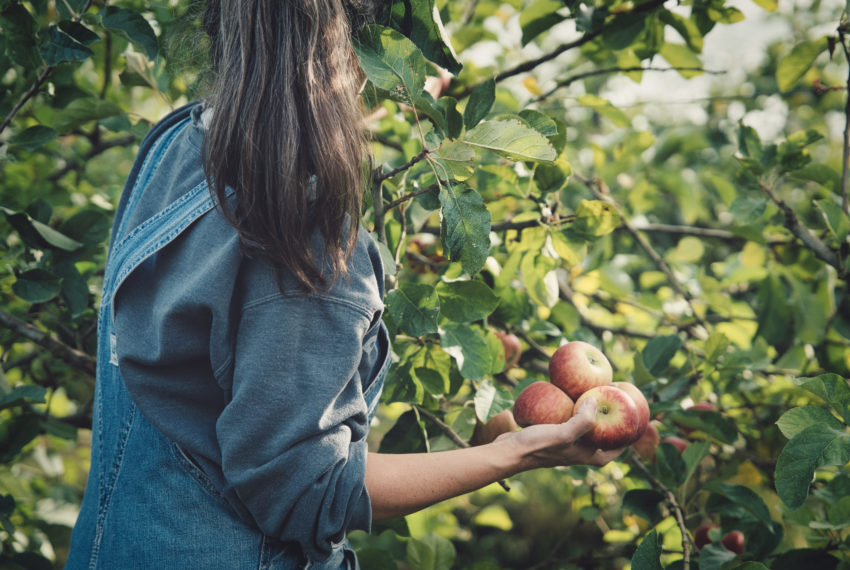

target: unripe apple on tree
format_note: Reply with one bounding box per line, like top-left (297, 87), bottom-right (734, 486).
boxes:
top-left (573, 385), bottom-right (641, 450)
top-left (494, 331), bottom-right (522, 371)
top-left (513, 381), bottom-right (575, 427)
top-left (721, 530), bottom-right (745, 554)
top-left (470, 409), bottom-right (519, 446)
top-left (549, 341), bottom-right (613, 400)
top-left (693, 523), bottom-right (718, 550)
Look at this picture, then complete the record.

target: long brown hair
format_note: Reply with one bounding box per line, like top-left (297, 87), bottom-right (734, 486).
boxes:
top-left (202, 0), bottom-right (373, 292)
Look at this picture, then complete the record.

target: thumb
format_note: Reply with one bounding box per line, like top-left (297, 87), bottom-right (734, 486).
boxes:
top-left (568, 397), bottom-right (598, 436)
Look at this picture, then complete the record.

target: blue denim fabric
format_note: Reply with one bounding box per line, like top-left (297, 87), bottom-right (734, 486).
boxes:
top-left (66, 103), bottom-right (390, 569)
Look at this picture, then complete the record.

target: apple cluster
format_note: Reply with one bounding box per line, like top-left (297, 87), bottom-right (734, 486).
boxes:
top-left (512, 341), bottom-right (651, 451)
top-left (694, 523), bottom-right (745, 555)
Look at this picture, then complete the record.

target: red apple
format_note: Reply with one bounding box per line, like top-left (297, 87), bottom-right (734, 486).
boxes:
top-left (721, 530), bottom-right (745, 554)
top-left (549, 341), bottom-right (613, 400)
top-left (631, 421), bottom-right (660, 462)
top-left (663, 436), bottom-right (689, 453)
top-left (613, 381), bottom-right (650, 438)
top-left (693, 523), bottom-right (718, 550)
top-left (573, 385), bottom-right (640, 450)
top-left (495, 331), bottom-right (522, 371)
top-left (513, 381), bottom-right (575, 427)
top-left (471, 409), bottom-right (519, 446)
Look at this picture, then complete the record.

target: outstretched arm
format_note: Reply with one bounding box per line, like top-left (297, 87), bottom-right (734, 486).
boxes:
top-left (365, 397), bottom-right (622, 521)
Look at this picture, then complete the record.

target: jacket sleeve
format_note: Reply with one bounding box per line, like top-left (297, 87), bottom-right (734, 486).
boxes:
top-left (216, 286), bottom-right (381, 563)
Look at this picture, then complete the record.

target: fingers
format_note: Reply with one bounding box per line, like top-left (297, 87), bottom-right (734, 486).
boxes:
top-left (565, 396), bottom-right (597, 438)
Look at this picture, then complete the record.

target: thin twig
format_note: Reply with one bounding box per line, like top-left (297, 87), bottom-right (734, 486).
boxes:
top-left (0, 308), bottom-right (96, 377)
top-left (375, 148), bottom-right (431, 183)
top-left (627, 450), bottom-right (692, 570)
top-left (453, 0), bottom-right (667, 99)
top-left (758, 180), bottom-right (844, 275)
top-left (578, 174), bottom-right (708, 328)
top-left (536, 66), bottom-right (725, 102)
top-left (384, 183), bottom-right (439, 211)
top-left (414, 404), bottom-right (511, 492)
top-left (49, 134), bottom-right (136, 181)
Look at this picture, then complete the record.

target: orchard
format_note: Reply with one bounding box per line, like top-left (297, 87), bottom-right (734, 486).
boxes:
top-left (1, 1), bottom-right (850, 569)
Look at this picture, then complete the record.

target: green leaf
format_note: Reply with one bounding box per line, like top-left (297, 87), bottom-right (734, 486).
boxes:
top-left (577, 94), bottom-right (630, 127)
top-left (431, 140), bottom-right (475, 181)
top-left (39, 26), bottom-right (94, 66)
top-left (698, 543), bottom-right (738, 570)
top-left (54, 98), bottom-right (124, 132)
top-left (0, 385), bottom-right (46, 410)
top-left (406, 534), bottom-right (456, 570)
top-left (622, 489), bottom-right (664, 521)
top-left (730, 196), bottom-right (767, 224)
top-left (354, 24), bottom-right (427, 105)
top-left (815, 199), bottom-right (850, 244)
top-left (8, 125), bottom-right (58, 151)
top-left (518, 109), bottom-right (558, 137)
top-left (436, 280), bottom-right (499, 323)
top-left (60, 208), bottom-right (111, 245)
top-left (631, 529), bottom-right (663, 570)
top-left (439, 183), bottom-right (491, 275)
top-left (379, 410), bottom-right (428, 453)
top-left (100, 6), bottom-right (158, 59)
top-left (463, 120), bottom-right (556, 162)
top-left (463, 77), bottom-right (495, 130)
top-left (681, 441), bottom-right (710, 482)
top-left (641, 334), bottom-right (682, 376)
top-left (777, 406), bottom-right (844, 440)
top-left (0, 4), bottom-right (41, 68)
top-left (775, 423), bottom-right (850, 509)
top-left (474, 379), bottom-right (514, 422)
top-left (380, 0), bottom-right (461, 74)
top-left (668, 409), bottom-right (738, 444)
top-left (704, 482), bottom-right (775, 526)
top-left (58, 21), bottom-right (100, 46)
top-left (12, 269), bottom-right (62, 303)
top-left (776, 38), bottom-right (828, 92)
top-left (571, 199), bottom-right (620, 238)
top-left (796, 374), bottom-right (850, 424)
top-left (656, 441), bottom-right (688, 488)
top-left (659, 42), bottom-right (703, 77)
top-left (520, 0), bottom-right (566, 45)
top-left (386, 283), bottom-right (439, 337)
top-left (439, 324), bottom-right (492, 380)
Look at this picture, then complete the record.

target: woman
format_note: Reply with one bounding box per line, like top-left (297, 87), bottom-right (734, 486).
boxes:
top-left (66, 1), bottom-right (621, 568)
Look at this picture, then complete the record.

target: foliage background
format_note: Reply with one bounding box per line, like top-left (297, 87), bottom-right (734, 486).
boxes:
top-left (1, 0), bottom-right (849, 569)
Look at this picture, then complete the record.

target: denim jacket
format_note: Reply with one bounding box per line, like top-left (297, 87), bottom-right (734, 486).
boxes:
top-left (66, 103), bottom-right (391, 569)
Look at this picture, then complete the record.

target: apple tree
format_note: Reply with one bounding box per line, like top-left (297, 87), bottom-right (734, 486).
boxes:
top-left (1, 1), bottom-right (849, 569)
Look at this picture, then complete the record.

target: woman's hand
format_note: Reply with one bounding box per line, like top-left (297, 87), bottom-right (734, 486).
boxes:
top-left (366, 396), bottom-right (623, 521)
top-left (495, 397), bottom-right (625, 471)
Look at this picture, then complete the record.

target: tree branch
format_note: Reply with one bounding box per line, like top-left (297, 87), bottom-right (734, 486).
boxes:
top-left (384, 183), bottom-right (439, 211)
top-left (49, 134), bottom-right (136, 182)
top-left (627, 450), bottom-right (693, 570)
top-left (0, 0), bottom-right (95, 137)
top-left (414, 404), bottom-right (511, 491)
top-left (375, 148), bottom-right (431, 183)
top-left (537, 66), bottom-right (725, 102)
top-left (758, 180), bottom-right (844, 276)
top-left (453, 0), bottom-right (667, 99)
top-left (0, 308), bottom-right (95, 377)
top-left (577, 174), bottom-right (709, 329)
